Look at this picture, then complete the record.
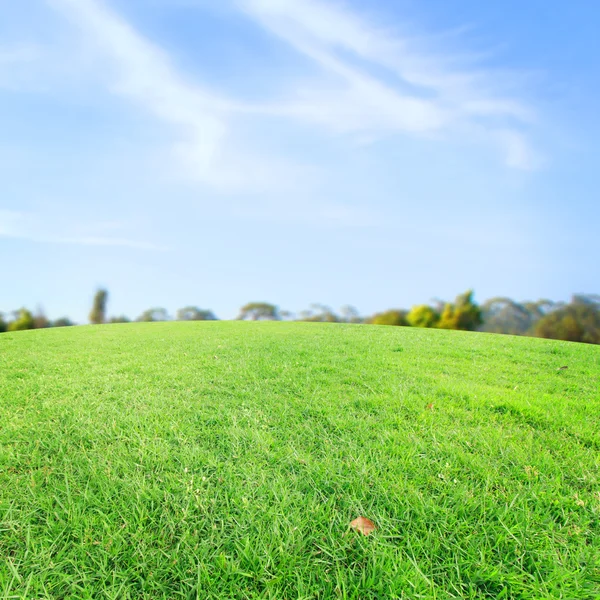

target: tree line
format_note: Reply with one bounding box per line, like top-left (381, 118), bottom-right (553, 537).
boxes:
top-left (1, 289), bottom-right (599, 345)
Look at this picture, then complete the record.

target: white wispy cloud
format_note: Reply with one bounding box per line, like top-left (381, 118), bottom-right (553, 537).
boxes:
top-left (0, 210), bottom-right (162, 250)
top-left (47, 0), bottom-right (314, 193)
top-left (45, 0), bottom-right (540, 184)
top-left (495, 130), bottom-right (543, 171)
top-left (236, 0), bottom-right (540, 169)
top-left (48, 0), bottom-right (228, 182)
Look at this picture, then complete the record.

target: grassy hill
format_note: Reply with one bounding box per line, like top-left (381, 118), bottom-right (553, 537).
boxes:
top-left (1, 322), bottom-right (599, 599)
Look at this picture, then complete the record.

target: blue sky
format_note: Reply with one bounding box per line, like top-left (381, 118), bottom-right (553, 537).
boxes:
top-left (1, 0), bottom-right (598, 321)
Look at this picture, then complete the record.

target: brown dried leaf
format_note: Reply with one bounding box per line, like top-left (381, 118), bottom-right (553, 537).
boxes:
top-left (557, 365), bottom-right (568, 370)
top-left (425, 403), bottom-right (434, 410)
top-left (349, 516), bottom-right (376, 536)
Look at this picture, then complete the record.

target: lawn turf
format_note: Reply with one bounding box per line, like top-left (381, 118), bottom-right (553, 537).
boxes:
top-left (0, 322), bottom-right (599, 599)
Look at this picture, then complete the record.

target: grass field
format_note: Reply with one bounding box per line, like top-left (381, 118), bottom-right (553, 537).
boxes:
top-left (0, 322), bottom-right (599, 599)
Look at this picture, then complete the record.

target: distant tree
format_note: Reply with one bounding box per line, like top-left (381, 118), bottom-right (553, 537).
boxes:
top-left (298, 304), bottom-right (339, 322)
top-left (571, 294), bottom-right (600, 308)
top-left (523, 299), bottom-right (559, 321)
top-left (534, 297), bottom-right (600, 344)
top-left (0, 313), bottom-right (7, 333)
top-left (137, 308), bottom-right (169, 322)
top-left (480, 298), bottom-right (556, 335)
top-left (89, 289), bottom-right (108, 324)
top-left (406, 304), bottom-right (439, 328)
top-left (51, 317), bottom-right (75, 328)
top-left (33, 306), bottom-right (50, 329)
top-left (176, 306), bottom-right (217, 321)
top-left (279, 310), bottom-right (295, 321)
top-left (437, 290), bottom-right (482, 331)
top-left (339, 305), bottom-right (363, 324)
top-left (480, 297), bottom-right (534, 335)
top-left (109, 316), bottom-right (131, 324)
top-left (369, 309), bottom-right (408, 327)
top-left (7, 308), bottom-right (35, 332)
top-left (237, 302), bottom-right (280, 321)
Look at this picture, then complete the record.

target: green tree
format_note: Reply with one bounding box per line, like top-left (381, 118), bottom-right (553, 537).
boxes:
top-left (176, 306), bottom-right (217, 321)
top-left (339, 305), bottom-right (363, 324)
top-left (523, 299), bottom-right (558, 321)
top-left (0, 313), bottom-right (7, 333)
top-left (7, 308), bottom-right (35, 331)
top-left (279, 310), bottom-right (295, 321)
top-left (136, 308), bottom-right (169, 322)
top-left (480, 297), bottom-right (534, 335)
top-left (480, 297), bottom-right (556, 335)
top-left (33, 307), bottom-right (50, 329)
top-left (89, 289), bottom-right (108, 324)
top-left (437, 290), bottom-right (482, 331)
top-left (369, 309), bottom-right (408, 326)
top-left (406, 304), bottom-right (439, 328)
top-left (237, 302), bottom-right (280, 321)
top-left (109, 316), bottom-right (131, 324)
top-left (534, 298), bottom-right (600, 344)
top-left (51, 317), bottom-right (75, 328)
top-left (299, 304), bottom-right (339, 323)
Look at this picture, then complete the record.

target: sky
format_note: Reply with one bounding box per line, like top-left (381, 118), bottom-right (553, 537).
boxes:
top-left (1, 0), bottom-right (598, 322)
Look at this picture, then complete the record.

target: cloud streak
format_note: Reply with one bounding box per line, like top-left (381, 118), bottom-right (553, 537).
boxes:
top-left (237, 0), bottom-right (539, 168)
top-left (47, 0), bottom-right (317, 193)
top-left (48, 0), bottom-right (229, 182)
top-left (44, 0), bottom-right (540, 201)
top-left (0, 210), bottom-right (163, 250)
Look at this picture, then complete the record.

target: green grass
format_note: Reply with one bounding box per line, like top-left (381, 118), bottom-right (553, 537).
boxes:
top-left (0, 322), bottom-right (599, 599)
